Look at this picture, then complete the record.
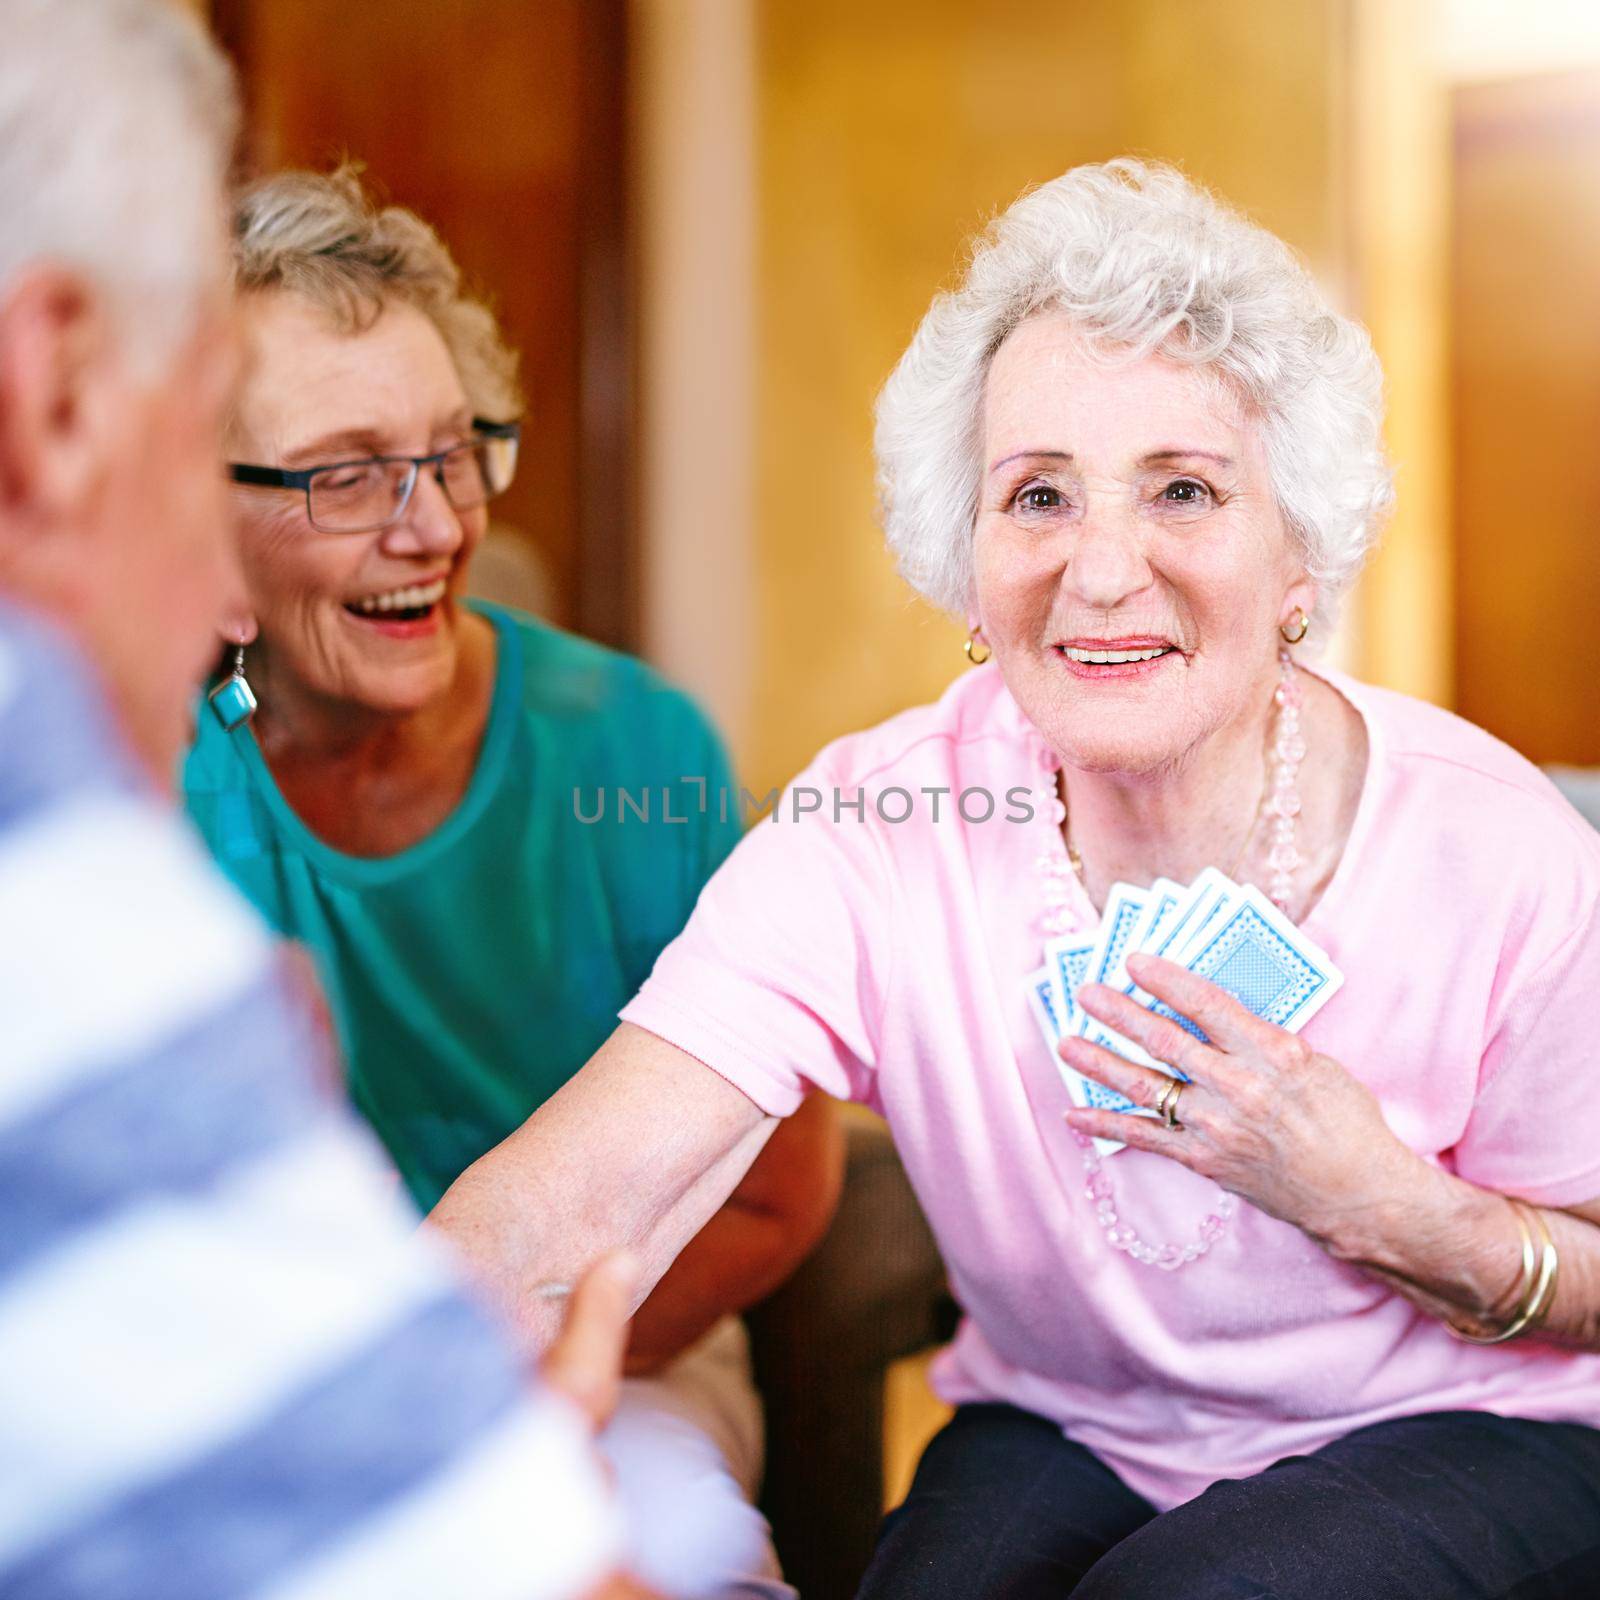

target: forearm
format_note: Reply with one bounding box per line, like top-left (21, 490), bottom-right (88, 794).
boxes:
top-left (428, 1025), bottom-right (774, 1353)
top-left (1316, 1157), bottom-right (1600, 1349)
top-left (433, 1115), bottom-right (772, 1351)
top-left (626, 1093), bottom-right (844, 1372)
top-left (625, 1203), bottom-right (805, 1373)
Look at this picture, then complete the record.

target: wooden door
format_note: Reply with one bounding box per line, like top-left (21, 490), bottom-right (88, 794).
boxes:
top-left (211, 0), bottom-right (635, 648)
top-left (1452, 71), bottom-right (1600, 762)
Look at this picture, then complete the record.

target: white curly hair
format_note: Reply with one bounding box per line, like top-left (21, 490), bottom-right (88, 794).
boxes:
top-left (874, 159), bottom-right (1394, 634)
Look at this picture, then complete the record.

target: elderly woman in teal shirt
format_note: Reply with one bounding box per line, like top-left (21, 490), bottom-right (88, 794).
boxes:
top-left (184, 167), bottom-right (837, 1599)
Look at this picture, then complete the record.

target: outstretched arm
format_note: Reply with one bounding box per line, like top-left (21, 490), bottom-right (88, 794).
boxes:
top-left (625, 1091), bottom-right (845, 1374)
top-left (430, 1022), bottom-right (776, 1352)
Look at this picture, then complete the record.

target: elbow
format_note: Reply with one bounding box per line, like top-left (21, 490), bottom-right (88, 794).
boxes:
top-left (767, 1100), bottom-right (849, 1272)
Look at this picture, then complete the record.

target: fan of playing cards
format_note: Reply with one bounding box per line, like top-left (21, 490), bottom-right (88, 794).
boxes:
top-left (1026, 866), bottom-right (1344, 1156)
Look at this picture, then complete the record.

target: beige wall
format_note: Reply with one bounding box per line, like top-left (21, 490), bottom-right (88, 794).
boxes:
top-left (743, 0), bottom-right (1361, 795)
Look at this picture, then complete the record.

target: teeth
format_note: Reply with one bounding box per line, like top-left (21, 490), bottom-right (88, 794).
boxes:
top-left (352, 578), bottom-right (447, 615)
top-left (1063, 645), bottom-right (1170, 664)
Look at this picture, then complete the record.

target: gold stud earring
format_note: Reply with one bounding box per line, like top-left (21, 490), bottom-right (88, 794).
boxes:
top-left (964, 627), bottom-right (991, 665)
top-left (1279, 607), bottom-right (1310, 645)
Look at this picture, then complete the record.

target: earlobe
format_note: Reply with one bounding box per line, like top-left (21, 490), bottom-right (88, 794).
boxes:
top-left (1280, 582), bottom-right (1317, 631)
top-left (1278, 582), bottom-right (1317, 646)
top-left (216, 610), bottom-right (259, 649)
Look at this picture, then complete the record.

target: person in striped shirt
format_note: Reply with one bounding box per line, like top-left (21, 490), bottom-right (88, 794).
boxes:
top-left (0, 3), bottom-right (650, 1595)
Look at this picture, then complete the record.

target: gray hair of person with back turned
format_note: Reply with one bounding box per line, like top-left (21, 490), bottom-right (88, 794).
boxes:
top-left (230, 165), bottom-right (522, 422)
top-left (0, 0), bottom-right (236, 371)
top-left (874, 158), bottom-right (1395, 637)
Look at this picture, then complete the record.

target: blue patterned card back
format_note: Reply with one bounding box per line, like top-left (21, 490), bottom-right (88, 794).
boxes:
top-left (1164, 891), bottom-right (1343, 1035)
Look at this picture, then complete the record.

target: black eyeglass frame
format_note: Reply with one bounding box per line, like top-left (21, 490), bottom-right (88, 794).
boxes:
top-left (228, 418), bottom-right (522, 533)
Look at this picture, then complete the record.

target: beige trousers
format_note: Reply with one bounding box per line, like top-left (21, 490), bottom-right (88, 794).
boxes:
top-left (600, 1316), bottom-right (797, 1599)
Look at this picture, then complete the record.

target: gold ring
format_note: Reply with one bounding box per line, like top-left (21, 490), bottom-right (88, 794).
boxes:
top-left (1156, 1077), bottom-right (1185, 1129)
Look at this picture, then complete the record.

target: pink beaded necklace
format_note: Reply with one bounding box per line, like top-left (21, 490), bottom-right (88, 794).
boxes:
top-left (1033, 648), bottom-right (1305, 1270)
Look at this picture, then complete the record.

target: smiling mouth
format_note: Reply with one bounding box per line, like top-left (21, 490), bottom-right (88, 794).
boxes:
top-left (1055, 643), bottom-right (1176, 665)
top-left (343, 577), bottom-right (449, 624)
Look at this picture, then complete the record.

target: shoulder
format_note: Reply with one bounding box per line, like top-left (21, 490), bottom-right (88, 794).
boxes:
top-left (1338, 670), bottom-right (1598, 852)
top-left (0, 600), bottom-right (285, 1080)
top-left (0, 916), bottom-right (617, 1594)
top-left (797, 662), bottom-right (1019, 791)
top-left (1, 790), bottom-right (277, 1103)
top-left (1334, 669), bottom-right (1600, 937)
top-left (0, 599), bottom-right (141, 815)
top-left (483, 602), bottom-right (725, 755)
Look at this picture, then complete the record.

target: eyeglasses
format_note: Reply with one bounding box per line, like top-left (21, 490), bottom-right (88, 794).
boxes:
top-left (229, 419), bottom-right (521, 533)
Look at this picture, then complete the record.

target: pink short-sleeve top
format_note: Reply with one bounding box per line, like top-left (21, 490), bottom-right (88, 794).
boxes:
top-left (620, 662), bottom-right (1600, 1509)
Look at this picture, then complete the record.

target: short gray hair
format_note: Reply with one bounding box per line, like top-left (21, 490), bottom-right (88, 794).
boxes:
top-left (874, 160), bottom-right (1394, 632)
top-left (0, 0), bottom-right (237, 370)
top-left (231, 165), bottom-right (521, 421)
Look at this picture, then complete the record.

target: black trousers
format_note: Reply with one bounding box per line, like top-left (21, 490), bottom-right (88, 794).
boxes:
top-left (856, 1403), bottom-right (1600, 1599)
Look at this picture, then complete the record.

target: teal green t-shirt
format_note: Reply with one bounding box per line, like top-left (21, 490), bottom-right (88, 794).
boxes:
top-left (184, 602), bottom-right (741, 1213)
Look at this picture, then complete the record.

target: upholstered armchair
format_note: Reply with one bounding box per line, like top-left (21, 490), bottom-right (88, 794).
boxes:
top-left (748, 1106), bottom-right (954, 1600)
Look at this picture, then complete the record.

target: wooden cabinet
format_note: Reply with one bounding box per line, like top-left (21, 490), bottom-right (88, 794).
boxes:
top-left (1452, 70), bottom-right (1600, 762)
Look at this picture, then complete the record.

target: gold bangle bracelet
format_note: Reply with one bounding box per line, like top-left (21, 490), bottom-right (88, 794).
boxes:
top-left (1524, 1205), bottom-right (1560, 1333)
top-left (1447, 1199), bottom-right (1558, 1346)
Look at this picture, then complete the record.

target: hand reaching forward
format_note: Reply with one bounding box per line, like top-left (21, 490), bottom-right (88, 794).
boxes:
top-left (542, 1252), bottom-right (640, 1433)
top-left (540, 1255), bottom-right (672, 1600)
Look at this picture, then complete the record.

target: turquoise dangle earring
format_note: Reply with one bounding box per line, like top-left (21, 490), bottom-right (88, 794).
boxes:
top-left (209, 643), bottom-right (257, 731)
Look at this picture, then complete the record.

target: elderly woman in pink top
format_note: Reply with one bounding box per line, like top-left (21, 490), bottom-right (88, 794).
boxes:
top-left (434, 161), bottom-right (1600, 1597)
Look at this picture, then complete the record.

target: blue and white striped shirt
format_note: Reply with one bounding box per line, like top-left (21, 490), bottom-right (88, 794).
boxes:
top-left (0, 601), bottom-right (619, 1599)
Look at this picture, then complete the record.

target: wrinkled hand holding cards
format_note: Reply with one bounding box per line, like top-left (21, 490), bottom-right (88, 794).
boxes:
top-left (1026, 867), bottom-right (1343, 1155)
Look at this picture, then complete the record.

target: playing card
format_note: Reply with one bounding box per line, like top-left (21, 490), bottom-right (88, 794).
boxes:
top-left (1070, 882), bottom-right (1157, 1071)
top-left (1062, 883), bottom-right (1203, 1145)
top-left (1166, 882), bottom-right (1343, 1034)
top-left (1130, 866), bottom-right (1235, 997)
top-left (1042, 933), bottom-right (1096, 1036)
top-left (1058, 881), bottom-right (1173, 1141)
top-left (1080, 882), bottom-right (1150, 998)
top-left (1165, 872), bottom-right (1241, 969)
top-left (1023, 865), bottom-right (1344, 1163)
top-left (1108, 877), bottom-right (1183, 991)
top-left (1026, 964), bottom-right (1065, 1044)
top-left (1026, 963), bottom-right (1130, 1158)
